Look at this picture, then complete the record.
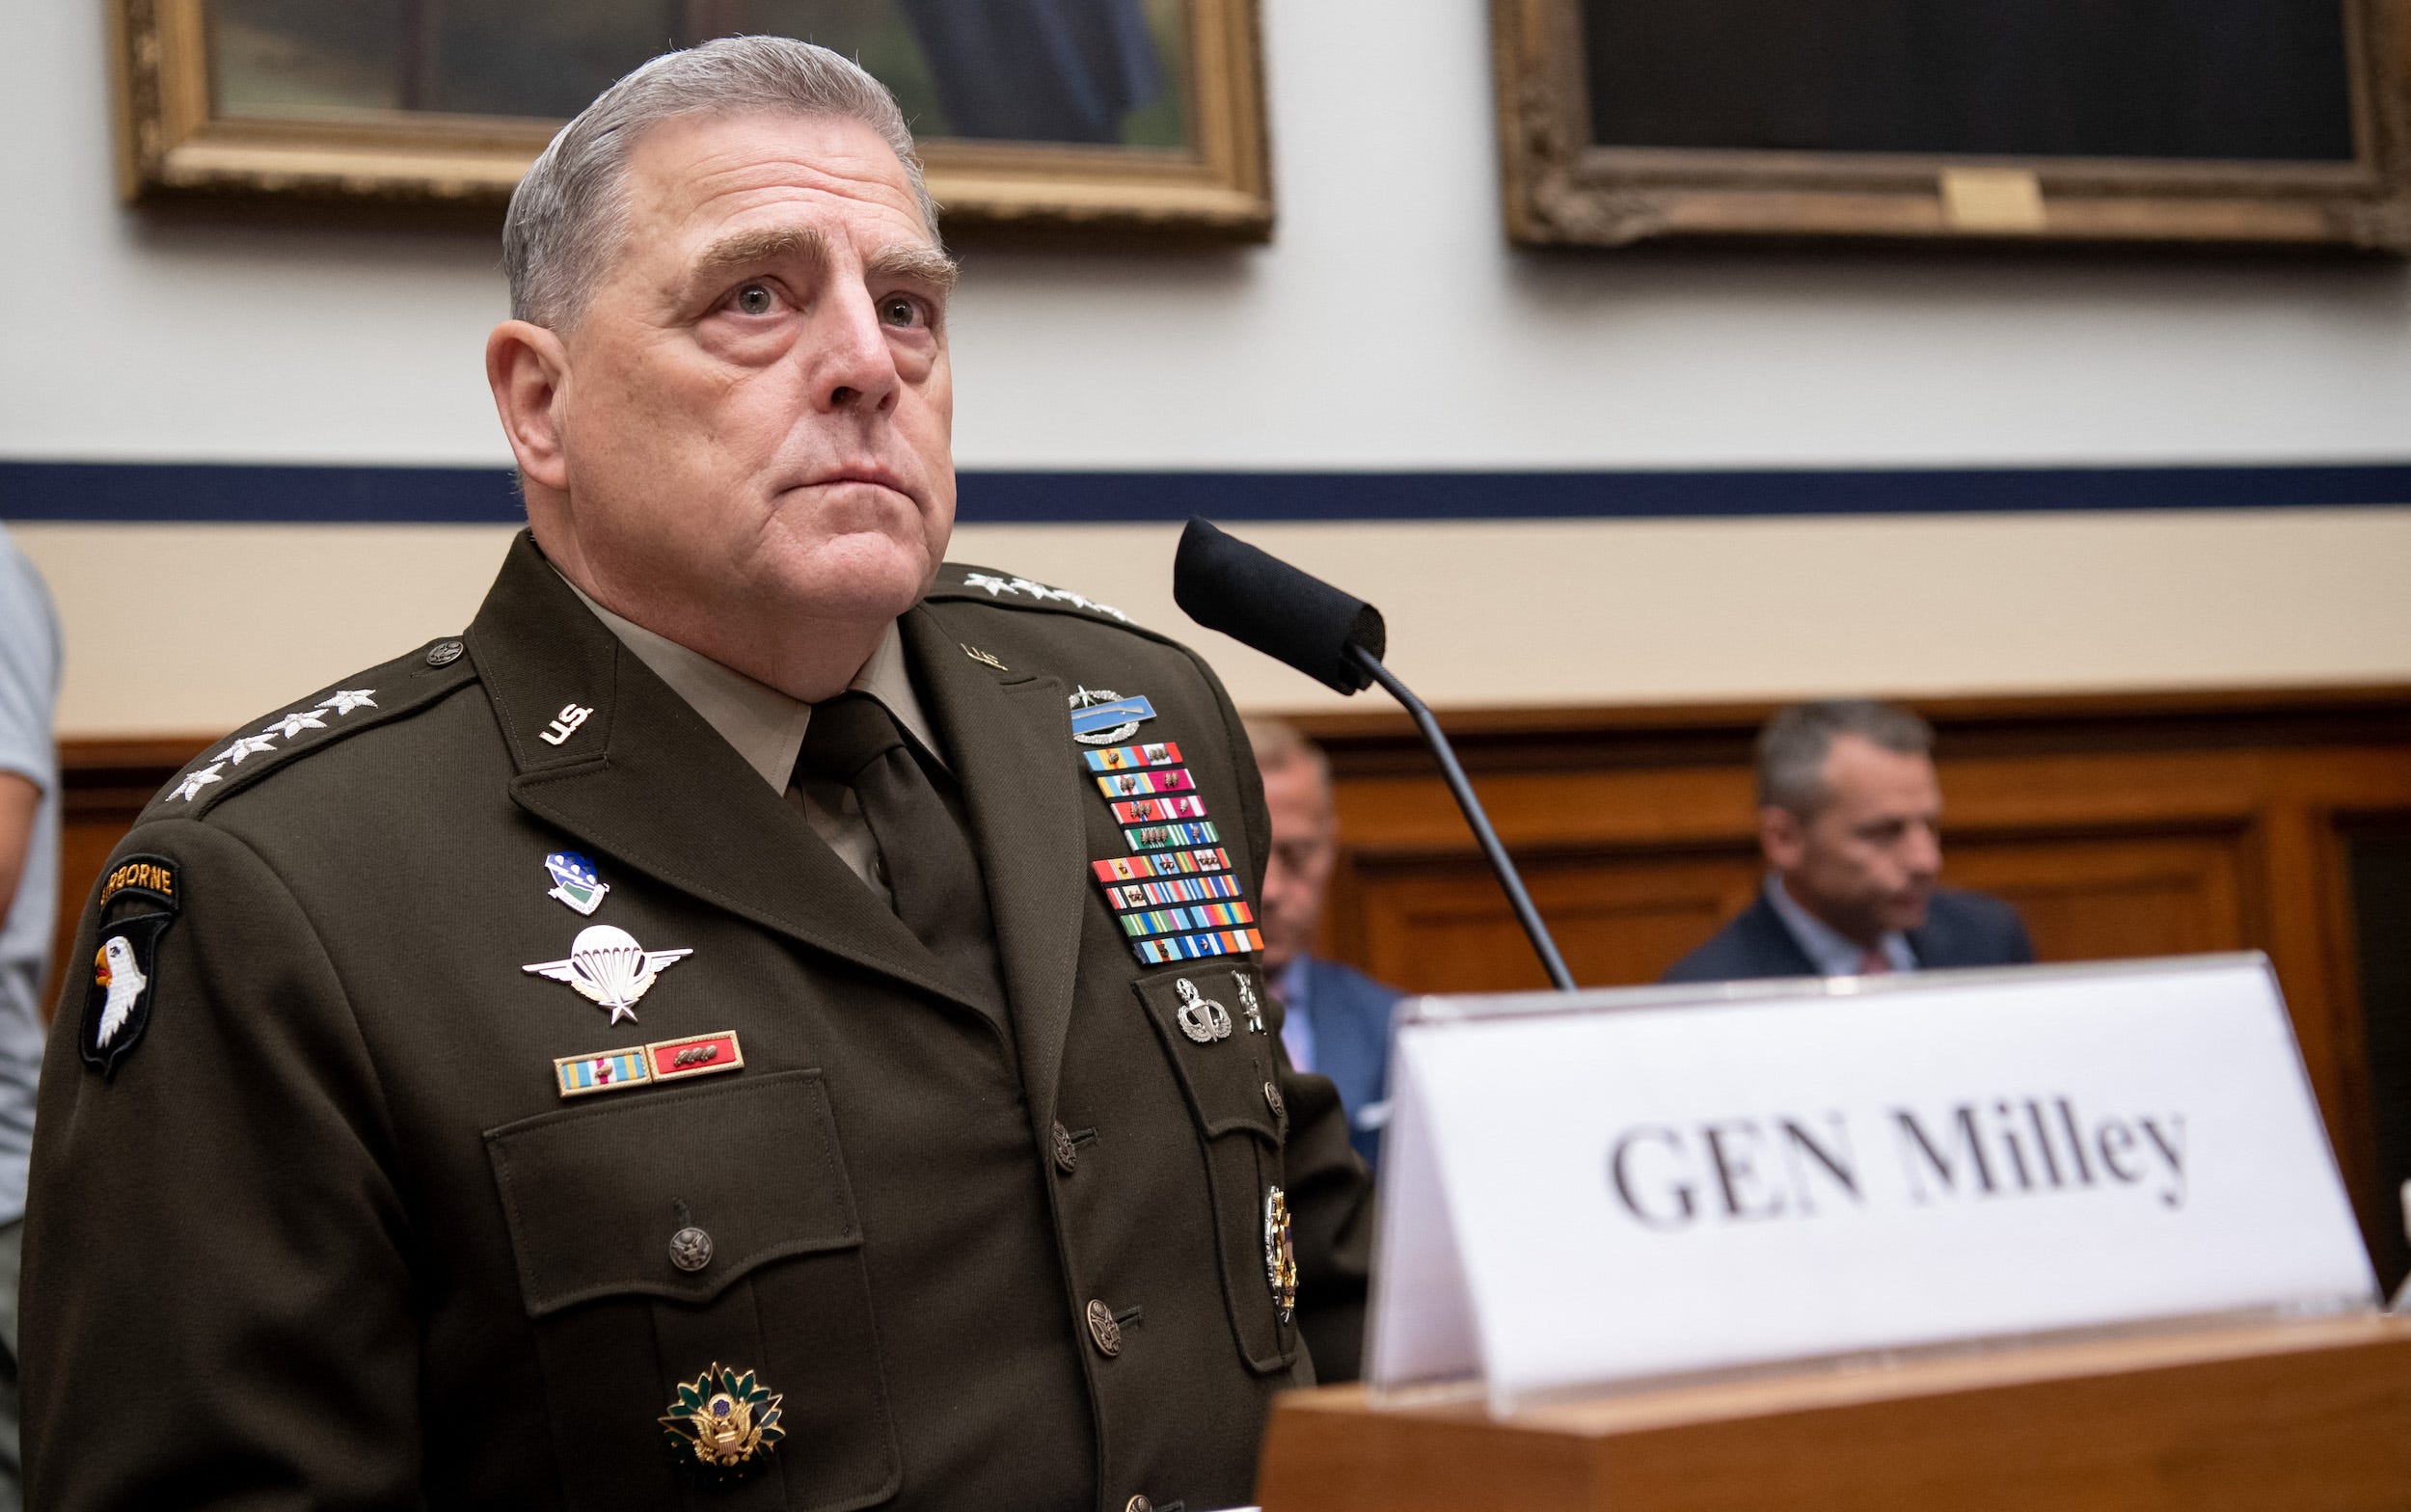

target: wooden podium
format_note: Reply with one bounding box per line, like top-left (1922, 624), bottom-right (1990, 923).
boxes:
top-left (1257, 1313), bottom-right (2411, 1511)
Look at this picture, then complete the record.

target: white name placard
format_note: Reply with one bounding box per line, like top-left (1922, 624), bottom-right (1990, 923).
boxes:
top-left (1367, 955), bottom-right (2377, 1410)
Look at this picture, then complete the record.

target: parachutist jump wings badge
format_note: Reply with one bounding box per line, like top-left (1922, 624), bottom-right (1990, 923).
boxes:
top-left (523, 924), bottom-right (692, 1024)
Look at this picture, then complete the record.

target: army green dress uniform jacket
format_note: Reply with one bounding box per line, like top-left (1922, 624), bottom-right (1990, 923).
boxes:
top-left (23, 534), bottom-right (1371, 1512)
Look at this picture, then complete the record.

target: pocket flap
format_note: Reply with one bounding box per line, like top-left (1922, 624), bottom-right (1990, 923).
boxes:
top-left (1132, 965), bottom-right (1282, 1142)
top-left (486, 1069), bottom-right (859, 1317)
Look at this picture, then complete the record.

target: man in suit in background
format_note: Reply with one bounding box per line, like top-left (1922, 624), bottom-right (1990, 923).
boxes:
top-left (1248, 718), bottom-right (1401, 1174)
top-left (1665, 700), bottom-right (2033, 984)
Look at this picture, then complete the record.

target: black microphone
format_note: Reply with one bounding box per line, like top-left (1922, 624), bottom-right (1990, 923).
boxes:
top-left (1173, 518), bottom-right (1575, 992)
top-left (1172, 517), bottom-right (1387, 695)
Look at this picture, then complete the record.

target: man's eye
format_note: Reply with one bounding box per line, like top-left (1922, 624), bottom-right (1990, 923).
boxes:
top-left (733, 284), bottom-right (776, 315)
top-left (880, 294), bottom-right (925, 328)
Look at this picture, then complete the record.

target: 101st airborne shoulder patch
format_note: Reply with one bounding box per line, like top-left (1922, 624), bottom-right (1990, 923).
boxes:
top-left (81, 854), bottom-right (182, 1077)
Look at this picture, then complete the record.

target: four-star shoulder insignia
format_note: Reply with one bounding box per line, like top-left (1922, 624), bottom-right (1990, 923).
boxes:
top-left (162, 686), bottom-right (386, 807)
top-left (168, 765), bottom-right (224, 803)
top-left (263, 710), bottom-right (330, 740)
top-left (934, 565), bottom-right (1134, 624)
top-left (211, 735), bottom-right (281, 768)
top-left (149, 639), bottom-right (474, 819)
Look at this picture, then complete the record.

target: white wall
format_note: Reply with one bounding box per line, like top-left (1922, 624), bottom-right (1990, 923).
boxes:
top-left (5, 1), bottom-right (2409, 736)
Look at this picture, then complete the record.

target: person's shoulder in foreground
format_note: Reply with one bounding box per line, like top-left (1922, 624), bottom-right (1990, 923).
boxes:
top-left (23, 35), bottom-right (1366, 1512)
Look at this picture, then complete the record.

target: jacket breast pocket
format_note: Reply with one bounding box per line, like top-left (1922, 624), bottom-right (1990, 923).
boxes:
top-left (1132, 964), bottom-right (1298, 1375)
top-left (486, 1069), bottom-right (900, 1511)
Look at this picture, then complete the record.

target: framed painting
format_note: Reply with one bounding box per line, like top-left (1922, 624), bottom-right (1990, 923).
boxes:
top-left (109, 0), bottom-right (1271, 239)
top-left (1491, 0), bottom-right (2411, 251)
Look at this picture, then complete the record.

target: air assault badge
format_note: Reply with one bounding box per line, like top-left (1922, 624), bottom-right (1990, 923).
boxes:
top-left (80, 854), bottom-right (181, 1077)
top-left (661, 1363), bottom-right (785, 1480)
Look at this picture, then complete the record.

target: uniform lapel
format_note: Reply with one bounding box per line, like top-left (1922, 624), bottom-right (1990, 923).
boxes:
top-left (468, 534), bottom-right (991, 1019)
top-left (900, 607), bottom-right (1086, 1118)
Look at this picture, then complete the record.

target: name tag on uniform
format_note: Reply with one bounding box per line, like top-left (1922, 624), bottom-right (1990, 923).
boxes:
top-left (1367, 955), bottom-right (2377, 1411)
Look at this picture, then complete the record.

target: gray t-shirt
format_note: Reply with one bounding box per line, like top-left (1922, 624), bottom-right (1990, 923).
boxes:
top-left (0, 530), bottom-right (60, 1225)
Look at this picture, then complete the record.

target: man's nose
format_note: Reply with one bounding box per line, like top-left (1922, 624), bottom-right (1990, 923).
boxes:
top-left (1904, 822), bottom-right (1941, 878)
top-left (807, 289), bottom-right (901, 414)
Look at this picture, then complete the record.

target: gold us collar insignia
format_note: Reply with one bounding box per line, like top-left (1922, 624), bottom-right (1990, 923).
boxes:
top-left (662, 1364), bottom-right (785, 1479)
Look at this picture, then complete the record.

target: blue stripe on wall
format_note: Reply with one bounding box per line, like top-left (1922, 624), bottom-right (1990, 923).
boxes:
top-left (4, 460), bottom-right (2409, 525)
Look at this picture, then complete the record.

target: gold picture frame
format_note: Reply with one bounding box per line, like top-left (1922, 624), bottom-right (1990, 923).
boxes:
top-left (110, 0), bottom-right (1272, 241)
top-left (1492, 0), bottom-right (2411, 252)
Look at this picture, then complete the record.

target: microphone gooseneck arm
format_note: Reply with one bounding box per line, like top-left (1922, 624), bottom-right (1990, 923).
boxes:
top-left (1345, 642), bottom-right (1577, 994)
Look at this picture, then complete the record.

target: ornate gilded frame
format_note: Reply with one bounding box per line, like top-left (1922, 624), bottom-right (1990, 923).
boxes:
top-left (110, 0), bottom-right (1273, 240)
top-left (1491, 0), bottom-right (2411, 251)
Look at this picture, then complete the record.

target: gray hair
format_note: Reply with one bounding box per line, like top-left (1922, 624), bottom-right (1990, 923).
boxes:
top-left (1244, 717), bottom-right (1333, 790)
top-left (1755, 700), bottom-right (1934, 814)
top-left (502, 36), bottom-right (939, 330)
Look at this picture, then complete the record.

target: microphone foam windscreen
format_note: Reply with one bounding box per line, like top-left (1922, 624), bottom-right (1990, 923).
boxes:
top-left (1173, 518), bottom-right (1386, 694)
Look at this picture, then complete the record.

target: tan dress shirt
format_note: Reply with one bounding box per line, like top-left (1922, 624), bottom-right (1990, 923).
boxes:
top-left (564, 580), bottom-right (947, 907)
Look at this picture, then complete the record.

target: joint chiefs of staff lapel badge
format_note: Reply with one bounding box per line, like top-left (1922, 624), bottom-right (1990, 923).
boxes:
top-left (1264, 1186), bottom-right (1299, 1323)
top-left (81, 854), bottom-right (182, 1076)
top-left (662, 1364), bottom-right (786, 1480)
top-left (543, 850), bottom-right (610, 915)
top-left (1068, 687), bottom-right (1157, 747)
top-left (523, 924), bottom-right (692, 1024)
top-left (1174, 977), bottom-right (1233, 1044)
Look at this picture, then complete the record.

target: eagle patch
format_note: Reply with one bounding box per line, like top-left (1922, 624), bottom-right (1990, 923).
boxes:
top-left (81, 853), bottom-right (181, 1077)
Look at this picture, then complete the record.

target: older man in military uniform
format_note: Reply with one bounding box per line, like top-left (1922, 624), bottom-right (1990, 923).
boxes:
top-left (23, 39), bottom-right (1368, 1512)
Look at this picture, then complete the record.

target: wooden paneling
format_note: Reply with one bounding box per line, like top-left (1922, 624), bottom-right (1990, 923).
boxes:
top-left (1948, 830), bottom-right (2250, 962)
top-left (47, 687), bottom-right (2411, 1280)
top-left (1295, 686), bottom-right (2411, 1283)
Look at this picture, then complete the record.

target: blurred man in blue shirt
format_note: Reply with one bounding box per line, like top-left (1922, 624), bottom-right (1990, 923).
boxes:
top-left (1248, 719), bottom-right (1400, 1174)
top-left (0, 529), bottom-right (59, 1510)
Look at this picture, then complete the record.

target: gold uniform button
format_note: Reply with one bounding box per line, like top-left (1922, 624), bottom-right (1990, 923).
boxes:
top-left (1085, 1299), bottom-right (1123, 1358)
top-left (1051, 1121), bottom-right (1078, 1174)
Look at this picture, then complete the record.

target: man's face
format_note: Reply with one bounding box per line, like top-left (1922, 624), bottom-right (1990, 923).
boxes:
top-left (1258, 756), bottom-right (1338, 975)
top-left (542, 110), bottom-right (957, 651)
top-left (1760, 734), bottom-right (1942, 947)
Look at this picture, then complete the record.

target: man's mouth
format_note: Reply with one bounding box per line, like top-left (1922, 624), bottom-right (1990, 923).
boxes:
top-left (802, 465), bottom-right (912, 500)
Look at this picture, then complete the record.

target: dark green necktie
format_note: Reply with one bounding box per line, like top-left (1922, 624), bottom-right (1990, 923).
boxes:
top-left (796, 692), bottom-right (1008, 1017)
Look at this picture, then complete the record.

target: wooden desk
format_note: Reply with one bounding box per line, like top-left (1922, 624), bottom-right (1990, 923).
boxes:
top-left (1258, 1314), bottom-right (2411, 1511)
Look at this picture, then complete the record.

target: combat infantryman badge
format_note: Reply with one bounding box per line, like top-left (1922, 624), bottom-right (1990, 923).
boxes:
top-left (1264, 1186), bottom-right (1298, 1323)
top-left (1174, 977), bottom-right (1234, 1044)
top-left (523, 924), bottom-right (693, 1024)
top-left (662, 1364), bottom-right (785, 1480)
top-left (80, 854), bottom-right (181, 1076)
top-left (1068, 687), bottom-right (1157, 746)
top-left (542, 850), bottom-right (610, 915)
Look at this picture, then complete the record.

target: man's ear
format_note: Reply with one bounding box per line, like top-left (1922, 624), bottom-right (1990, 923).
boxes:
top-left (1759, 805), bottom-right (1805, 873)
top-left (486, 320), bottom-right (571, 493)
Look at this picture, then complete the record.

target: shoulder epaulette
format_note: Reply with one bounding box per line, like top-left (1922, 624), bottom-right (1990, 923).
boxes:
top-left (927, 563), bottom-right (1138, 627)
top-left (142, 635), bottom-right (481, 823)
